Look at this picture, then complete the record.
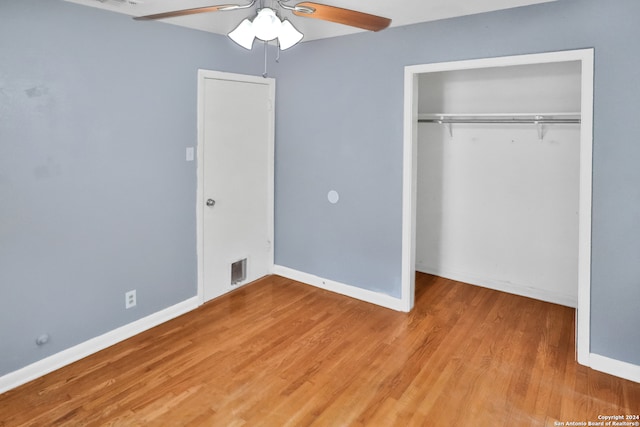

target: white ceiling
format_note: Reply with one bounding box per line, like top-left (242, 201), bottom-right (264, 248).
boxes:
top-left (64, 0), bottom-right (556, 42)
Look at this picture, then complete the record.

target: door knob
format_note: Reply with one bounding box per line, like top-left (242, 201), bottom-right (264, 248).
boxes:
top-left (206, 199), bottom-right (216, 207)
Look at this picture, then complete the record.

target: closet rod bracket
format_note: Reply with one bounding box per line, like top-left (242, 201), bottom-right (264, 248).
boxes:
top-left (535, 115), bottom-right (544, 140)
top-left (436, 117), bottom-right (454, 138)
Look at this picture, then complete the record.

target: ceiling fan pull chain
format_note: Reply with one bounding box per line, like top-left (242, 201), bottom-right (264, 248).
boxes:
top-left (263, 40), bottom-right (269, 78)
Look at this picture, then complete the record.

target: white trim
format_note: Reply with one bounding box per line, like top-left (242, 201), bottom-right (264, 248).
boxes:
top-left (590, 353), bottom-right (640, 384)
top-left (417, 264), bottom-right (578, 308)
top-left (196, 70), bottom-right (276, 305)
top-left (576, 51), bottom-right (594, 366)
top-left (401, 69), bottom-right (419, 313)
top-left (273, 265), bottom-right (407, 312)
top-left (405, 49), bottom-right (593, 73)
top-left (0, 297), bottom-right (199, 395)
top-left (403, 49), bottom-right (594, 365)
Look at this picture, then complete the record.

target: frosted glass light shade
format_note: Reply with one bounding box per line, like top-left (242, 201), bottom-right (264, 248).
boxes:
top-left (228, 8), bottom-right (303, 51)
top-left (253, 8), bottom-right (280, 41)
top-left (228, 19), bottom-right (255, 50)
top-left (278, 19), bottom-right (303, 50)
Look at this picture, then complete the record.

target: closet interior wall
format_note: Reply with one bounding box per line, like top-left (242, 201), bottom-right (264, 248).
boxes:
top-left (416, 61), bottom-right (582, 307)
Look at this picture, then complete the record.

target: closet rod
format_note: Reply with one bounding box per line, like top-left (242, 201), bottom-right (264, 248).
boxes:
top-left (418, 118), bottom-right (581, 124)
top-left (418, 113), bottom-right (581, 125)
top-left (418, 114), bottom-right (581, 139)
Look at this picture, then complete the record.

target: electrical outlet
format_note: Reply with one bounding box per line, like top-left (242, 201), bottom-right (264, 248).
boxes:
top-left (125, 290), bottom-right (136, 309)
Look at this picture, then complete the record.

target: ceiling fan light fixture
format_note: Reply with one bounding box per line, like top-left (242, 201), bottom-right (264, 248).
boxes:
top-left (228, 7), bottom-right (303, 51)
top-left (252, 8), bottom-right (281, 41)
top-left (228, 18), bottom-right (255, 49)
top-left (278, 19), bottom-right (303, 50)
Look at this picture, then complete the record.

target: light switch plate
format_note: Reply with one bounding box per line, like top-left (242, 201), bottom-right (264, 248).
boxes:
top-left (186, 147), bottom-right (195, 162)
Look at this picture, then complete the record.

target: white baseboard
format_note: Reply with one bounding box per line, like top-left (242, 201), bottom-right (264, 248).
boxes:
top-left (416, 264), bottom-right (578, 308)
top-left (0, 296), bottom-right (200, 395)
top-left (273, 265), bottom-right (407, 312)
top-left (590, 353), bottom-right (640, 383)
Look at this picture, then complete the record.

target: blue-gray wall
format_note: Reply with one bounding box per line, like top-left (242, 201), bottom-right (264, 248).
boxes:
top-left (2, 0), bottom-right (639, 378)
top-left (273, 0), bottom-right (640, 366)
top-left (0, 0), bottom-right (266, 375)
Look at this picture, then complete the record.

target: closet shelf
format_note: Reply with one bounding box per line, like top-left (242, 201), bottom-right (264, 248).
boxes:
top-left (417, 113), bottom-right (581, 139)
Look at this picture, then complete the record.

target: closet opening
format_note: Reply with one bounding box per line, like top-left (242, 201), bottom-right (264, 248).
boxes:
top-left (401, 49), bottom-right (594, 366)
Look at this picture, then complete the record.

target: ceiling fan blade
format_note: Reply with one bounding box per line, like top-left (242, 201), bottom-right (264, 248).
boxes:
top-left (292, 2), bottom-right (391, 32)
top-left (134, 4), bottom-right (243, 21)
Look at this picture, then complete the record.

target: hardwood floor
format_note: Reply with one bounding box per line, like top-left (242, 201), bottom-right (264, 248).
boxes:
top-left (1, 273), bottom-right (639, 426)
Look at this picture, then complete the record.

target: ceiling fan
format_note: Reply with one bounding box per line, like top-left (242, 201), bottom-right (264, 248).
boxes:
top-left (134, 1), bottom-right (391, 51)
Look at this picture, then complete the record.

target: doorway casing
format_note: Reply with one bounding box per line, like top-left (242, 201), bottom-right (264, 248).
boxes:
top-left (401, 49), bottom-right (594, 366)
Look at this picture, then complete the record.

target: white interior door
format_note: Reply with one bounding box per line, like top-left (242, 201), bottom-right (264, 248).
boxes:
top-left (197, 70), bottom-right (274, 302)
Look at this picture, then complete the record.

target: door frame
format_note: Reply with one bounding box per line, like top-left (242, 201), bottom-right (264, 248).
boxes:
top-left (401, 49), bottom-right (594, 366)
top-left (196, 69), bottom-right (275, 305)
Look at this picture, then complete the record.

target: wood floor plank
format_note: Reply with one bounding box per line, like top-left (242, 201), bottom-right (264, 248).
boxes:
top-left (1, 273), bottom-right (639, 426)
